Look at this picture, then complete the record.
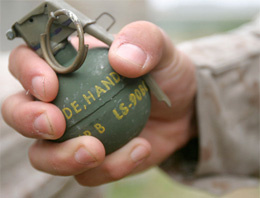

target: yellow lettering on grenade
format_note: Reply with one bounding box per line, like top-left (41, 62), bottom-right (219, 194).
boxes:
top-left (112, 103), bottom-right (129, 120)
top-left (113, 109), bottom-right (123, 120)
top-left (62, 107), bottom-right (73, 120)
top-left (82, 91), bottom-right (96, 105)
top-left (94, 123), bottom-right (106, 134)
top-left (142, 80), bottom-right (148, 92)
top-left (95, 85), bottom-right (107, 98)
top-left (134, 89), bottom-right (142, 101)
top-left (70, 101), bottom-right (82, 114)
top-left (120, 103), bottom-right (129, 116)
top-left (83, 130), bottom-right (92, 136)
top-left (109, 72), bottom-right (121, 83)
top-left (139, 84), bottom-right (147, 96)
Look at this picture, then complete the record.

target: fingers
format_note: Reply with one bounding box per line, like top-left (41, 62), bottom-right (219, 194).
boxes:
top-left (29, 136), bottom-right (150, 182)
top-left (28, 136), bottom-right (105, 176)
top-left (8, 45), bottom-right (59, 102)
top-left (109, 21), bottom-right (174, 78)
top-left (75, 137), bottom-right (151, 186)
top-left (1, 91), bottom-right (65, 139)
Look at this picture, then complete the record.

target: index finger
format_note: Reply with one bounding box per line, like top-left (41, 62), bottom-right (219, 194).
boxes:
top-left (8, 45), bottom-right (59, 102)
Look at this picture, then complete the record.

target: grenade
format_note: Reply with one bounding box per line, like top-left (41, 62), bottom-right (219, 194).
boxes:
top-left (53, 46), bottom-right (151, 154)
top-left (7, 0), bottom-right (170, 154)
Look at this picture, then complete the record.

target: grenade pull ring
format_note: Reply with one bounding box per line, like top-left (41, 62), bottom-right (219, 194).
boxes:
top-left (40, 9), bottom-right (88, 74)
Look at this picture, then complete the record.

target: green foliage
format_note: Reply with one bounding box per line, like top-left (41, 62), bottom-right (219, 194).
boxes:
top-left (105, 168), bottom-right (214, 198)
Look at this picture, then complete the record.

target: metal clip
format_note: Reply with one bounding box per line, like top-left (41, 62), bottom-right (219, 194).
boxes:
top-left (40, 9), bottom-right (88, 74)
top-left (95, 12), bottom-right (116, 32)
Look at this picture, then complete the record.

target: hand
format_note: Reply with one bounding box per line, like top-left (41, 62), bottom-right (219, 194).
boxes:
top-left (1, 21), bottom-right (196, 186)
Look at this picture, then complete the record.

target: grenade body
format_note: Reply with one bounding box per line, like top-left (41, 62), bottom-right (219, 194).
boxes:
top-left (53, 43), bottom-right (151, 154)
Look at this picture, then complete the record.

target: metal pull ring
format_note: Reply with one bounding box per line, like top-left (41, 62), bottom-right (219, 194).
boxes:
top-left (40, 9), bottom-right (88, 74)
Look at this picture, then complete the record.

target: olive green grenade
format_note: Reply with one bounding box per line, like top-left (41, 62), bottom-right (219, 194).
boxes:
top-left (7, 0), bottom-right (170, 154)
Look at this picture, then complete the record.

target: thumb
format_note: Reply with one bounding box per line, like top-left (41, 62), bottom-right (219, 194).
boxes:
top-left (109, 21), bottom-right (172, 78)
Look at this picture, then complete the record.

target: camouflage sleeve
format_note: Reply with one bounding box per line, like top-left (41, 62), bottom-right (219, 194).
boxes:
top-left (161, 15), bottom-right (260, 194)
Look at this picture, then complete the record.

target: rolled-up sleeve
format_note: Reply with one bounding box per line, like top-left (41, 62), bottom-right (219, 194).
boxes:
top-left (161, 15), bottom-right (260, 194)
top-left (180, 16), bottom-right (260, 176)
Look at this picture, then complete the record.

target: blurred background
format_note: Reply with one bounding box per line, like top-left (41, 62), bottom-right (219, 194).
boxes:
top-left (0, 0), bottom-right (259, 198)
top-left (1, 0), bottom-right (260, 51)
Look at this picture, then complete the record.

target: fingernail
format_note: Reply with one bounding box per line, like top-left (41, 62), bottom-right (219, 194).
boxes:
top-left (75, 147), bottom-right (97, 165)
top-left (131, 145), bottom-right (149, 163)
top-left (34, 113), bottom-right (54, 138)
top-left (32, 76), bottom-right (45, 99)
top-left (116, 43), bottom-right (147, 68)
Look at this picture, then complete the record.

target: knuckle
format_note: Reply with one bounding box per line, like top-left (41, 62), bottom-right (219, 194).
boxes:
top-left (1, 97), bottom-right (10, 123)
top-left (74, 174), bottom-right (99, 187)
top-left (48, 151), bottom-right (73, 176)
top-left (74, 175), bottom-right (89, 186)
top-left (102, 163), bottom-right (126, 181)
top-left (8, 49), bottom-right (18, 76)
top-left (8, 45), bottom-right (27, 75)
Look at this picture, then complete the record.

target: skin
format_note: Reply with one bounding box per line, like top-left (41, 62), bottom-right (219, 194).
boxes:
top-left (1, 21), bottom-right (196, 186)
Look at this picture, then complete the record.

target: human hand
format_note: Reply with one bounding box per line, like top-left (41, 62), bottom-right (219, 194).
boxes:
top-left (1, 21), bottom-right (196, 186)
